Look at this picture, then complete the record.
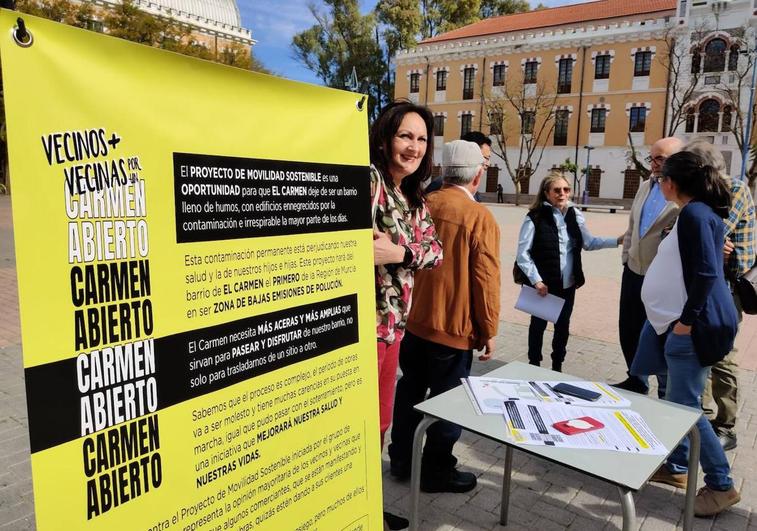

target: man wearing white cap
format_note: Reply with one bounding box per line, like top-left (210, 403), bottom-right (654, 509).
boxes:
top-left (388, 140), bottom-right (501, 493)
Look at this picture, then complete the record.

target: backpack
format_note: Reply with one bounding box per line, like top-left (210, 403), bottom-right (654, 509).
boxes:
top-left (734, 256), bottom-right (757, 315)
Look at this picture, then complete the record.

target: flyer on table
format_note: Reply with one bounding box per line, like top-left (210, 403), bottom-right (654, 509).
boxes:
top-left (1, 10), bottom-right (382, 530)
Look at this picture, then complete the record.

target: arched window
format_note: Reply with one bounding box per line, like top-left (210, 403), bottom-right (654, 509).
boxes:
top-left (703, 38), bottom-right (727, 72)
top-left (685, 108), bottom-right (695, 133)
top-left (728, 45), bottom-right (739, 71)
top-left (698, 99), bottom-right (720, 132)
top-left (721, 105), bottom-right (732, 132)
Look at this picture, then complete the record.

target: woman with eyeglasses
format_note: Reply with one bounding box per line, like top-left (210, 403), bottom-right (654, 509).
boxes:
top-left (632, 151), bottom-right (739, 516)
top-left (515, 170), bottom-right (622, 371)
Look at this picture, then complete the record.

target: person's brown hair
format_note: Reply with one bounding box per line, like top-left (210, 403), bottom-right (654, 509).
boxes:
top-left (369, 99), bottom-right (435, 210)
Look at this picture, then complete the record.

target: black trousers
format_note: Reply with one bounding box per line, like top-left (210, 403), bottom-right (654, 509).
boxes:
top-left (618, 265), bottom-right (648, 373)
top-left (388, 331), bottom-right (473, 474)
top-left (527, 285), bottom-right (576, 368)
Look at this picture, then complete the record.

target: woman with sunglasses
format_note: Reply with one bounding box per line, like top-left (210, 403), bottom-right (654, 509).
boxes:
top-left (515, 170), bottom-right (622, 371)
top-left (632, 151), bottom-right (739, 516)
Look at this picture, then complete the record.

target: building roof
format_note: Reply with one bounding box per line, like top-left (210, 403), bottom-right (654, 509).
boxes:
top-left (422, 0), bottom-right (676, 44)
top-left (97, 0), bottom-right (252, 43)
top-left (149, 0), bottom-right (242, 28)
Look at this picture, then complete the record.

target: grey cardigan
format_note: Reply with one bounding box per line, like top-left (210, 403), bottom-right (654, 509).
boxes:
top-left (622, 179), bottom-right (679, 275)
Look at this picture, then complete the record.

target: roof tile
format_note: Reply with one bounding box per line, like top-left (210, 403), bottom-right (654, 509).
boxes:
top-left (421, 0), bottom-right (676, 44)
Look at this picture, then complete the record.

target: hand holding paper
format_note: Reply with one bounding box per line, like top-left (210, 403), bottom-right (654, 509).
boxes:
top-left (515, 285), bottom-right (565, 322)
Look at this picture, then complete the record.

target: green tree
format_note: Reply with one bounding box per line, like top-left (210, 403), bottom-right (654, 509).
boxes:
top-left (420, 0), bottom-right (480, 38)
top-left (480, 0), bottom-right (530, 18)
top-left (376, 0), bottom-right (421, 58)
top-left (293, 0), bottom-right (385, 117)
top-left (17, 0), bottom-right (93, 27)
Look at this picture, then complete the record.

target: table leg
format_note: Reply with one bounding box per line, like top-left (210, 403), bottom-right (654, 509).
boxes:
top-left (683, 425), bottom-right (700, 531)
top-left (409, 416), bottom-right (436, 531)
top-left (499, 445), bottom-right (514, 525)
top-left (617, 486), bottom-right (636, 531)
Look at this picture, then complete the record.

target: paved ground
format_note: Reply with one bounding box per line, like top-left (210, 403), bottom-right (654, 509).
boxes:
top-left (0, 195), bottom-right (756, 530)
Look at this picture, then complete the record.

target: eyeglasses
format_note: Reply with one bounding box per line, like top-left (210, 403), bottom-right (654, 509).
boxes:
top-left (550, 187), bottom-right (571, 194)
top-left (645, 155), bottom-right (667, 165)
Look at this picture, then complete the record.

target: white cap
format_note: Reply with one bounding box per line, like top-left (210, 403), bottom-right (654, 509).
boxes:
top-left (443, 140), bottom-right (485, 168)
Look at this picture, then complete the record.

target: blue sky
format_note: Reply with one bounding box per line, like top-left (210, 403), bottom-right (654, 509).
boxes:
top-left (238, 0), bottom-right (575, 85)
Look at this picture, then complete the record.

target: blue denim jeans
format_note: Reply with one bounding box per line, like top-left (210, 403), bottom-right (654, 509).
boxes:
top-left (663, 332), bottom-right (733, 491)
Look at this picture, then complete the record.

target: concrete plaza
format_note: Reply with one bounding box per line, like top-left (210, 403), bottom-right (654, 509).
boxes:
top-left (1, 195), bottom-right (756, 530)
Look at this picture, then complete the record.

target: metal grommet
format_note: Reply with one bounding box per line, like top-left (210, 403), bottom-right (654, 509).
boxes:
top-left (356, 95), bottom-right (366, 112)
top-left (12, 18), bottom-right (33, 48)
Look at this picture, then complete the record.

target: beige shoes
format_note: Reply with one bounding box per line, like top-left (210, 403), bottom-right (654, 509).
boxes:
top-left (694, 486), bottom-right (741, 517)
top-left (649, 466), bottom-right (688, 489)
top-left (649, 467), bottom-right (740, 516)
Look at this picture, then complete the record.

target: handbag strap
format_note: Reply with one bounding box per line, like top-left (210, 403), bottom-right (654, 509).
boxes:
top-left (371, 167), bottom-right (384, 229)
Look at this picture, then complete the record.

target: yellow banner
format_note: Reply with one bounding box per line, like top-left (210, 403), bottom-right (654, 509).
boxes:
top-left (1, 10), bottom-right (381, 530)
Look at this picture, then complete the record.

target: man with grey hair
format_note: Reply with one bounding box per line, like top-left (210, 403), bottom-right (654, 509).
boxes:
top-left (613, 137), bottom-right (684, 395)
top-left (388, 140), bottom-right (501, 493)
top-left (683, 139), bottom-right (755, 452)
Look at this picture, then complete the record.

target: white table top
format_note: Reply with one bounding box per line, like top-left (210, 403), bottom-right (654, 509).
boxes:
top-left (414, 361), bottom-right (702, 491)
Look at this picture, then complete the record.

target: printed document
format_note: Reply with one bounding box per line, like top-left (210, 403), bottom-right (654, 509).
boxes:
top-left (502, 401), bottom-right (667, 455)
top-left (515, 285), bottom-right (565, 322)
top-left (462, 377), bottom-right (630, 414)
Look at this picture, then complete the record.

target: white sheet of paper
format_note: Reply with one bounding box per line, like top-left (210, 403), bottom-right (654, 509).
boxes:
top-left (463, 377), bottom-right (631, 415)
top-left (514, 285), bottom-right (565, 323)
top-left (501, 402), bottom-right (667, 455)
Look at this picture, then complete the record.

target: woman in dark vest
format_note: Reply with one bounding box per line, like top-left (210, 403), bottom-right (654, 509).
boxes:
top-left (515, 171), bottom-right (622, 371)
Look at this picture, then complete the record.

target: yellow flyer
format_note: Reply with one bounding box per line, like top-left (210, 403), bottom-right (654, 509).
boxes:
top-left (1, 10), bottom-right (381, 530)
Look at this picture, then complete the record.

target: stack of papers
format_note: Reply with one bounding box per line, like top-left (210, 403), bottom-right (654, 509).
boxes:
top-left (462, 376), bottom-right (665, 454)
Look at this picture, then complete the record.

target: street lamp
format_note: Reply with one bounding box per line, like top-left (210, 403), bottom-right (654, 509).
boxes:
top-left (582, 145), bottom-right (594, 203)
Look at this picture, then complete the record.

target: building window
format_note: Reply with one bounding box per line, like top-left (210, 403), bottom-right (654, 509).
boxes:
top-left (463, 67), bottom-right (475, 100)
top-left (634, 51), bottom-right (652, 76)
top-left (436, 70), bottom-right (447, 91)
top-left (703, 39), bottom-right (726, 73)
top-left (521, 111), bottom-right (535, 135)
top-left (410, 73), bottom-right (420, 93)
top-left (554, 110), bottom-right (569, 145)
top-left (524, 61), bottom-right (538, 84)
top-left (493, 64), bottom-right (506, 87)
top-left (461, 114), bottom-right (473, 136)
top-left (489, 112), bottom-right (502, 135)
top-left (433, 115), bottom-right (445, 136)
top-left (558, 58), bottom-right (573, 93)
top-left (728, 45), bottom-right (739, 72)
top-left (685, 109), bottom-right (695, 133)
top-left (722, 105), bottom-right (732, 132)
top-left (629, 106), bottom-right (646, 132)
top-left (679, 0), bottom-right (687, 17)
top-left (595, 55), bottom-right (611, 79)
top-left (84, 19), bottom-right (104, 33)
top-left (590, 108), bottom-right (606, 133)
top-left (698, 99), bottom-right (720, 132)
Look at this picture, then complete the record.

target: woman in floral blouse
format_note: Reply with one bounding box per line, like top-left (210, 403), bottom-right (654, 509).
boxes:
top-left (370, 100), bottom-right (442, 530)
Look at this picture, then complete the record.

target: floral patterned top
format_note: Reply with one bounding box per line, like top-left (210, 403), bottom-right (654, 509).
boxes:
top-left (372, 165), bottom-right (443, 345)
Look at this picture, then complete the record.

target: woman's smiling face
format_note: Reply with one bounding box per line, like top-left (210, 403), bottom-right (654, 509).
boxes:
top-left (388, 112), bottom-right (427, 183)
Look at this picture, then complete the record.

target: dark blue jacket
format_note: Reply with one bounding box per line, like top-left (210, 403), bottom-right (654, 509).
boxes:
top-left (677, 201), bottom-right (739, 366)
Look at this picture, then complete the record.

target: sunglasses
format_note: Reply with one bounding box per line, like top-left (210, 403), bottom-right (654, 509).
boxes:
top-left (550, 187), bottom-right (571, 194)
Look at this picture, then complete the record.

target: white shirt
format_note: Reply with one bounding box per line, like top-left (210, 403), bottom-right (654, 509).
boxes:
top-left (641, 221), bottom-right (687, 334)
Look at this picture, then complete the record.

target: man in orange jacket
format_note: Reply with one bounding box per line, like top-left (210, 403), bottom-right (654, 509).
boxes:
top-left (388, 140), bottom-right (501, 494)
